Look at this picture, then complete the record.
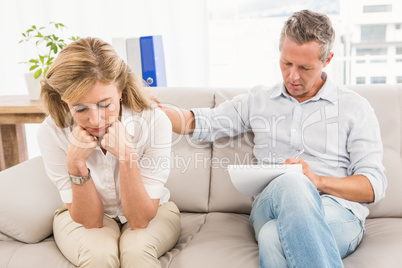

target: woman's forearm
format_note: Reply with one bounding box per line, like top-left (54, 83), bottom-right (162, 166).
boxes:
top-left (119, 157), bottom-right (158, 229)
top-left (67, 165), bottom-right (104, 228)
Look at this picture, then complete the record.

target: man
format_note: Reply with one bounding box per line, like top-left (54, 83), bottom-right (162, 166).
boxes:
top-left (163, 10), bottom-right (386, 268)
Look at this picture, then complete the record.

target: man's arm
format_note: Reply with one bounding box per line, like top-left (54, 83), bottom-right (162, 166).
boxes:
top-left (163, 106), bottom-right (195, 135)
top-left (284, 158), bottom-right (374, 203)
top-left (316, 174), bottom-right (374, 203)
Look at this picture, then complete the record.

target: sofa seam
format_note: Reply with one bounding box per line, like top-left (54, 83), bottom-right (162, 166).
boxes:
top-left (4, 243), bottom-right (25, 268)
top-left (206, 88), bottom-right (219, 212)
top-left (166, 213), bottom-right (208, 266)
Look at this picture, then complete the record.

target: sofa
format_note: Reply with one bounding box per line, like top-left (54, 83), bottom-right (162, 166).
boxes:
top-left (1, 84), bottom-right (402, 268)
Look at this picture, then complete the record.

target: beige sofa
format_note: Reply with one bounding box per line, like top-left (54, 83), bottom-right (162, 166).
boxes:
top-left (1, 84), bottom-right (402, 268)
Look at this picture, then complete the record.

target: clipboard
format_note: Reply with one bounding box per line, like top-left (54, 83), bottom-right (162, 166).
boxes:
top-left (227, 164), bottom-right (303, 197)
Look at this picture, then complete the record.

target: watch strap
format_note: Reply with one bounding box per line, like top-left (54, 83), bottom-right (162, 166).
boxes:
top-left (69, 168), bottom-right (91, 185)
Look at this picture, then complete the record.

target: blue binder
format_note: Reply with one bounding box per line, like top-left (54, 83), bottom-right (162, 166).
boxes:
top-left (140, 36), bottom-right (167, 87)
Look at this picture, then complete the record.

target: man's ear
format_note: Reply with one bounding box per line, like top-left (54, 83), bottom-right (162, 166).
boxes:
top-left (323, 52), bottom-right (334, 68)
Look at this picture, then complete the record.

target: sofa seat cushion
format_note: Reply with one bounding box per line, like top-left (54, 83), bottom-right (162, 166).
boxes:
top-left (0, 238), bottom-right (75, 268)
top-left (160, 212), bottom-right (259, 268)
top-left (343, 218), bottom-right (402, 267)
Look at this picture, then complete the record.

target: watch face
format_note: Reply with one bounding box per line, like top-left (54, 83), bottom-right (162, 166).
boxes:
top-left (71, 177), bottom-right (82, 185)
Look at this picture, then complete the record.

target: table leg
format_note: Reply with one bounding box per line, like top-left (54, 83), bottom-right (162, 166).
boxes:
top-left (0, 124), bottom-right (28, 170)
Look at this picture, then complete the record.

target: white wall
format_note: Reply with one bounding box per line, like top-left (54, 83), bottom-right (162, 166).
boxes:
top-left (0, 0), bottom-right (209, 158)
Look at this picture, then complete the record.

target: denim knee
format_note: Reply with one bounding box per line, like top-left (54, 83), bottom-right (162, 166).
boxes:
top-left (258, 220), bottom-right (288, 268)
top-left (260, 172), bottom-right (320, 207)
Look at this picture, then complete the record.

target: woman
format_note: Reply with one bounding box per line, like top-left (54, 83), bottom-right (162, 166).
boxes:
top-left (38, 37), bottom-right (180, 268)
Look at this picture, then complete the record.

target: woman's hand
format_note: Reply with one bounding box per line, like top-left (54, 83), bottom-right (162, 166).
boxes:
top-left (67, 126), bottom-right (98, 174)
top-left (101, 121), bottom-right (136, 161)
top-left (283, 158), bottom-right (321, 189)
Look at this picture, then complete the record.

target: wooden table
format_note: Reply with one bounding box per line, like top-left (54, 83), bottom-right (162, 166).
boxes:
top-left (0, 95), bottom-right (47, 170)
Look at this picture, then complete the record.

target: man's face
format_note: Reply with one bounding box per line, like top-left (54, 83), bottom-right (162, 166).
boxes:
top-left (279, 36), bottom-right (333, 103)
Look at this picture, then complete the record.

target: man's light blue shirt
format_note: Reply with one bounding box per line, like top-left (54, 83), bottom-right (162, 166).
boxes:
top-left (191, 75), bottom-right (387, 223)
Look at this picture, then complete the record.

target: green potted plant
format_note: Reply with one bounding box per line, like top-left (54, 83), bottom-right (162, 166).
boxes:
top-left (19, 22), bottom-right (79, 100)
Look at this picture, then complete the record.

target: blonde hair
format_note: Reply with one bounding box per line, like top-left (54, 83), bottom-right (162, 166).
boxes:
top-left (41, 37), bottom-right (152, 128)
top-left (279, 10), bottom-right (335, 62)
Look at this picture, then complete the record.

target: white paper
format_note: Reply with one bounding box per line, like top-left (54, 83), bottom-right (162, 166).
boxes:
top-left (227, 164), bottom-right (303, 197)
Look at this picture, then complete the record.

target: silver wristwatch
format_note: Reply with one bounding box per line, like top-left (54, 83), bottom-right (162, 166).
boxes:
top-left (69, 169), bottom-right (91, 185)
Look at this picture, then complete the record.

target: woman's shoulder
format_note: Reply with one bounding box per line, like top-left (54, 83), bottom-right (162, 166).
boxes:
top-left (121, 106), bottom-right (172, 133)
top-left (37, 116), bottom-right (70, 148)
top-left (123, 106), bottom-right (170, 123)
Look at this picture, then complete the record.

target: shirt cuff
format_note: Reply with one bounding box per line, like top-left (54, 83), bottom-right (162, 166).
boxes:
top-left (190, 108), bottom-right (212, 142)
top-left (359, 172), bottom-right (383, 204)
top-left (59, 188), bottom-right (73, 204)
top-left (144, 185), bottom-right (164, 200)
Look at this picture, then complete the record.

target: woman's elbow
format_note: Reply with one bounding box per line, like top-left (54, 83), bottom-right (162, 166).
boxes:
top-left (71, 214), bottom-right (103, 229)
top-left (128, 214), bottom-right (156, 230)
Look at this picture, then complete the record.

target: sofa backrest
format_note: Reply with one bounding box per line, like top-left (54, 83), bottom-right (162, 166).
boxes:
top-left (347, 84), bottom-right (402, 218)
top-left (154, 87), bottom-right (215, 213)
top-left (155, 85), bottom-right (402, 218)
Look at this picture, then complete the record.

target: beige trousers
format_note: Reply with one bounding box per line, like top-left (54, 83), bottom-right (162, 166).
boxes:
top-left (53, 202), bottom-right (181, 268)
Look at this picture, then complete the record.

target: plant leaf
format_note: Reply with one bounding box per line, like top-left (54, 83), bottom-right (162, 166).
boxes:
top-left (39, 55), bottom-right (45, 63)
top-left (29, 59), bottom-right (39, 63)
top-left (29, 65), bottom-right (39, 71)
top-left (52, 44), bottom-right (58, 54)
top-left (34, 69), bottom-right (42, 79)
top-left (46, 57), bottom-right (53, 65)
top-left (43, 66), bottom-right (49, 77)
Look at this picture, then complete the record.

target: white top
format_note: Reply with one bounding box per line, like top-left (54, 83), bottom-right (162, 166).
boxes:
top-left (38, 106), bottom-right (172, 223)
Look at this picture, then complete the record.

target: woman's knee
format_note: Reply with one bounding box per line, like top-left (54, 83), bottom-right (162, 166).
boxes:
top-left (120, 232), bottom-right (160, 268)
top-left (54, 212), bottom-right (120, 268)
top-left (78, 242), bottom-right (120, 268)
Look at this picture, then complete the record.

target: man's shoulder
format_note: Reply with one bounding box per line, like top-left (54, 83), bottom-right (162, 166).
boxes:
top-left (336, 84), bottom-right (371, 103)
top-left (249, 83), bottom-right (282, 98)
top-left (334, 84), bottom-right (374, 114)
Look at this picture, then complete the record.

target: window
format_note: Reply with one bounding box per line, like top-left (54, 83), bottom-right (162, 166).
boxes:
top-left (397, 47), bottom-right (402, 62)
top-left (397, 76), bottom-right (402, 83)
top-left (396, 24), bottom-right (401, 30)
top-left (361, 25), bottom-right (386, 42)
top-left (370, 76), bottom-right (386, 84)
top-left (363, 5), bottom-right (392, 13)
top-left (356, 47), bottom-right (387, 63)
top-left (356, 77), bottom-right (366, 84)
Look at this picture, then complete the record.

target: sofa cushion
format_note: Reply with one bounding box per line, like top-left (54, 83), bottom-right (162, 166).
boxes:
top-left (0, 157), bottom-right (62, 243)
top-left (160, 212), bottom-right (259, 268)
top-left (209, 88), bottom-right (255, 213)
top-left (0, 238), bottom-right (75, 268)
top-left (342, 218), bottom-right (402, 267)
top-left (152, 87), bottom-right (215, 212)
top-left (348, 84), bottom-right (402, 218)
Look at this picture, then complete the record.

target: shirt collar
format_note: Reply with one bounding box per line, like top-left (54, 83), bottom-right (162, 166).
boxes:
top-left (269, 72), bottom-right (338, 104)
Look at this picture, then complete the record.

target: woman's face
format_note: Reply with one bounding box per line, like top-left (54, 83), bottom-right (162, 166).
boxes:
top-left (68, 81), bottom-right (122, 137)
